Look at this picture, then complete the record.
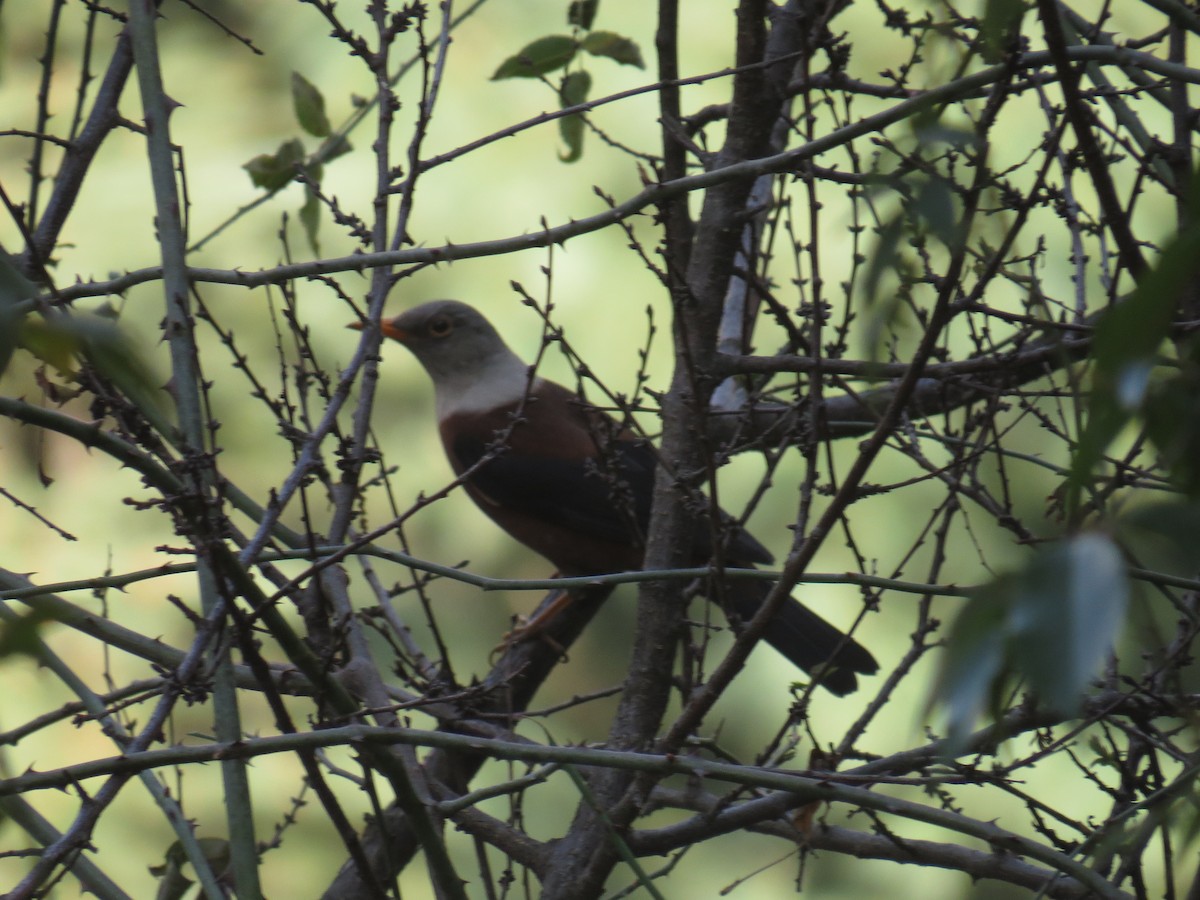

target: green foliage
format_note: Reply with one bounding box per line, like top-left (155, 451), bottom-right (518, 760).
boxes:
top-left (0, 250), bottom-right (34, 377)
top-left (1069, 174), bottom-right (1200, 509)
top-left (979, 0), bottom-right (1027, 63)
top-left (300, 187), bottom-right (322, 254)
top-left (19, 314), bottom-right (173, 437)
top-left (491, 1), bottom-right (642, 162)
top-left (6, 1), bottom-right (1200, 894)
top-left (243, 137), bottom-right (306, 191)
top-left (558, 70), bottom-right (592, 162)
top-left (860, 173), bottom-right (959, 355)
top-left (1010, 535), bottom-right (1128, 710)
top-left (861, 119), bottom-right (977, 355)
top-left (930, 581), bottom-right (1008, 747)
top-left (492, 35), bottom-right (579, 79)
top-left (567, 0), bottom-right (598, 30)
top-left (0, 607), bottom-right (56, 660)
top-left (242, 73), bottom-right (351, 253)
top-left (934, 181), bottom-right (1200, 762)
top-left (934, 533), bottom-right (1129, 745)
top-left (1143, 337), bottom-right (1200, 495)
top-left (932, 179), bottom-right (1200, 747)
top-left (292, 71), bottom-right (332, 137)
top-left (1176, 783), bottom-right (1200, 852)
top-left (1116, 500), bottom-right (1200, 578)
top-left (579, 31), bottom-right (644, 68)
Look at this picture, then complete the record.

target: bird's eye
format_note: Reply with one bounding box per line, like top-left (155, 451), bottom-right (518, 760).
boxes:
top-left (427, 316), bottom-right (453, 337)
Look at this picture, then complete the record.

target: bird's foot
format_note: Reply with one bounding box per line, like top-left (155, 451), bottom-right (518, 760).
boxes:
top-left (490, 588), bottom-right (573, 661)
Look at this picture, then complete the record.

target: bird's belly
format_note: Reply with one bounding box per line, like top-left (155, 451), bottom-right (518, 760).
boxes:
top-left (475, 500), bottom-right (644, 577)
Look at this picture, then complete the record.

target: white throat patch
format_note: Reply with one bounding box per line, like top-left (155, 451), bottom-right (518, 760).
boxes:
top-left (434, 358), bottom-right (535, 419)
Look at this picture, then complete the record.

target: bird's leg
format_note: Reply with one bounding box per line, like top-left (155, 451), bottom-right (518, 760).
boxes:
top-left (492, 584), bottom-right (575, 660)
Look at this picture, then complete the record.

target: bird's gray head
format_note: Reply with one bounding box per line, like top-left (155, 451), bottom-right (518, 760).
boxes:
top-left (360, 300), bottom-right (532, 416)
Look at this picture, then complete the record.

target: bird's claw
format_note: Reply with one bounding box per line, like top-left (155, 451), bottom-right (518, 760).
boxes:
top-left (491, 615), bottom-right (568, 661)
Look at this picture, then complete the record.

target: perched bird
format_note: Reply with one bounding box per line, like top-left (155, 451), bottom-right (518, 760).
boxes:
top-left (355, 300), bottom-right (876, 695)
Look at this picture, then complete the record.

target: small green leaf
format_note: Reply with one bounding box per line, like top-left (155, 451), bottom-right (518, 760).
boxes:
top-left (291, 72), bottom-right (332, 137)
top-left (0, 607), bottom-right (55, 660)
top-left (0, 250), bottom-right (36, 376)
top-left (568, 0), bottom-right (599, 29)
top-left (300, 186), bottom-right (321, 255)
top-left (243, 138), bottom-right (306, 191)
top-left (579, 30), bottom-right (644, 68)
top-left (492, 35), bottom-right (577, 79)
top-left (22, 315), bottom-right (173, 437)
top-left (1145, 381), bottom-right (1200, 493)
top-left (559, 114), bottom-right (584, 162)
top-left (19, 318), bottom-right (84, 374)
top-left (912, 177), bottom-right (958, 249)
top-left (560, 69), bottom-right (592, 107)
top-left (557, 70), bottom-right (591, 163)
top-left (911, 119), bottom-right (978, 150)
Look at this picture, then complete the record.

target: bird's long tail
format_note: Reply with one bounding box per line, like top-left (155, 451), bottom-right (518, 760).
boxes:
top-left (722, 579), bottom-right (877, 696)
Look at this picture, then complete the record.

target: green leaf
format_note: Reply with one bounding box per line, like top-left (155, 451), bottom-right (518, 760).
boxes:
top-left (1117, 500), bottom-right (1200, 577)
top-left (1142, 337), bottom-right (1200, 494)
top-left (931, 533), bottom-right (1129, 742)
top-left (1177, 787), bottom-right (1200, 851)
top-left (980, 0), bottom-right (1027, 63)
top-left (243, 138), bottom-right (306, 191)
top-left (558, 115), bottom-right (584, 163)
top-left (0, 249), bottom-right (35, 376)
top-left (558, 70), bottom-right (591, 163)
top-left (579, 30), bottom-right (644, 68)
top-left (1069, 209), bottom-right (1200, 507)
top-left (85, 319), bottom-right (175, 438)
top-left (568, 0), bottom-right (599, 29)
top-left (560, 69), bottom-right (592, 107)
top-left (912, 176), bottom-right (958, 249)
top-left (1010, 533), bottom-right (1127, 713)
top-left (492, 35), bottom-right (577, 79)
top-left (0, 607), bottom-right (55, 660)
top-left (291, 71), bottom-right (332, 137)
top-left (931, 579), bottom-right (1009, 749)
top-left (22, 315), bottom-right (174, 437)
top-left (300, 186), bottom-right (321, 255)
top-left (18, 319), bottom-right (84, 374)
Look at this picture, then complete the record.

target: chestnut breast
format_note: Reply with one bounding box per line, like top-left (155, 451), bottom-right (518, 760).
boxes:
top-left (438, 381), bottom-right (651, 576)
